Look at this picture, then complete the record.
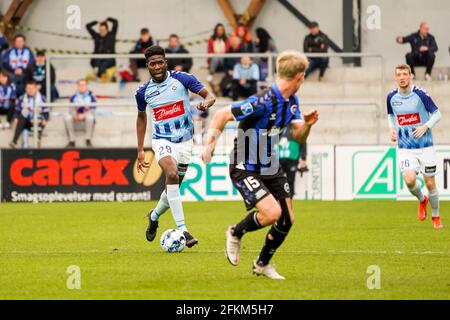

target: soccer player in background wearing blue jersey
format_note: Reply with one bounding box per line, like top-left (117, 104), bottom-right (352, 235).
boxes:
top-left (136, 46), bottom-right (216, 247)
top-left (201, 51), bottom-right (319, 279)
top-left (387, 64), bottom-right (443, 229)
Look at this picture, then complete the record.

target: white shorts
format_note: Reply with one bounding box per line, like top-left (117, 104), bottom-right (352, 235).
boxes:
top-left (397, 147), bottom-right (438, 177)
top-left (151, 138), bottom-right (193, 165)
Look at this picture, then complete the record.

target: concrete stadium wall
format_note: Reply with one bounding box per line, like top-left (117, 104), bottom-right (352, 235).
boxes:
top-left (17, 0), bottom-right (342, 57)
top-left (361, 0), bottom-right (450, 68)
top-left (11, 0), bottom-right (448, 68)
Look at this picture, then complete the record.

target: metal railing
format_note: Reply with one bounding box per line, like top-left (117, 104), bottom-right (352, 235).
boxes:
top-left (37, 52), bottom-right (386, 148)
top-left (45, 52), bottom-right (386, 105)
top-left (32, 99), bottom-right (381, 148)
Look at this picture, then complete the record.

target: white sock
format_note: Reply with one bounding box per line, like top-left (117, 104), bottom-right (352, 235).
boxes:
top-left (428, 189), bottom-right (440, 218)
top-left (166, 184), bottom-right (187, 232)
top-left (408, 181), bottom-right (425, 202)
top-left (151, 191), bottom-right (170, 221)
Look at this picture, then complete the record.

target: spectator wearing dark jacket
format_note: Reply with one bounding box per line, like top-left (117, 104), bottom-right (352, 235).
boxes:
top-left (396, 22), bottom-right (438, 80)
top-left (165, 34), bottom-right (192, 72)
top-left (2, 34), bottom-right (34, 96)
top-left (0, 70), bottom-right (16, 129)
top-left (255, 27), bottom-right (277, 80)
top-left (0, 33), bottom-right (8, 57)
top-left (86, 17), bottom-right (119, 78)
top-left (9, 80), bottom-right (49, 149)
top-left (221, 36), bottom-right (244, 98)
top-left (26, 50), bottom-right (59, 102)
top-left (130, 28), bottom-right (154, 81)
top-left (304, 22), bottom-right (329, 80)
top-left (224, 36), bottom-right (243, 75)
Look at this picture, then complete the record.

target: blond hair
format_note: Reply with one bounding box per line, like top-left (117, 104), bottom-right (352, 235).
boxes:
top-left (395, 64), bottom-right (412, 74)
top-left (276, 50), bottom-right (309, 79)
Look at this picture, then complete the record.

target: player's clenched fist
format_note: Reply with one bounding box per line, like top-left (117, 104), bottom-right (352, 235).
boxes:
top-left (303, 109), bottom-right (319, 126)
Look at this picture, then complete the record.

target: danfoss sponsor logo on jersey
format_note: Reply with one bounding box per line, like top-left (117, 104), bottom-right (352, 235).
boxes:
top-left (9, 150), bottom-right (130, 186)
top-left (397, 113), bottom-right (421, 126)
top-left (154, 100), bottom-right (185, 121)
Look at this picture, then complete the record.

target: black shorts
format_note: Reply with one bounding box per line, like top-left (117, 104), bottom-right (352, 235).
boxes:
top-left (230, 165), bottom-right (291, 211)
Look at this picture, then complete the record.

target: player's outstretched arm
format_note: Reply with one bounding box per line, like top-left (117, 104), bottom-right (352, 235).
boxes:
top-left (201, 106), bottom-right (234, 164)
top-left (197, 88), bottom-right (216, 111)
top-left (136, 111), bottom-right (149, 173)
top-left (290, 109), bottom-right (319, 144)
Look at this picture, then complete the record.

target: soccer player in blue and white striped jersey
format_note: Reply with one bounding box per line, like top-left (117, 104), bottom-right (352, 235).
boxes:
top-left (136, 46), bottom-right (215, 247)
top-left (387, 64), bottom-right (443, 229)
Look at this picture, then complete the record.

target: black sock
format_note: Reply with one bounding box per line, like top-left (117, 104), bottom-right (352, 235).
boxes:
top-left (232, 211), bottom-right (262, 238)
top-left (257, 225), bottom-right (287, 266)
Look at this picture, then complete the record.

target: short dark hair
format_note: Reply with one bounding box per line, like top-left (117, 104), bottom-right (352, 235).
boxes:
top-left (169, 34), bottom-right (179, 39)
top-left (144, 45), bottom-right (166, 60)
top-left (14, 34), bottom-right (26, 41)
top-left (310, 21), bottom-right (319, 28)
top-left (36, 49), bottom-right (46, 56)
top-left (26, 79), bottom-right (37, 86)
top-left (140, 28), bottom-right (150, 35)
top-left (99, 22), bottom-right (109, 30)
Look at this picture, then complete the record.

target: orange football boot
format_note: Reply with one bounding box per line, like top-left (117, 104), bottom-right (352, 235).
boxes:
top-left (418, 196), bottom-right (428, 221)
top-left (432, 217), bottom-right (443, 229)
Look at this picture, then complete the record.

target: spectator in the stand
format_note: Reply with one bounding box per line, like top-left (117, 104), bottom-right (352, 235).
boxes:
top-left (130, 28), bottom-right (154, 81)
top-left (232, 56), bottom-right (259, 101)
top-left (86, 17), bottom-right (119, 81)
top-left (165, 34), bottom-right (192, 72)
top-left (255, 27), bottom-right (277, 54)
top-left (234, 23), bottom-right (254, 53)
top-left (0, 32), bottom-right (8, 57)
top-left (254, 27), bottom-right (277, 80)
top-left (9, 80), bottom-right (48, 149)
top-left (26, 50), bottom-right (59, 102)
top-left (64, 79), bottom-right (96, 148)
top-left (2, 34), bottom-right (34, 96)
top-left (0, 70), bottom-right (16, 129)
top-left (221, 36), bottom-right (243, 98)
top-left (207, 23), bottom-right (230, 74)
top-left (396, 22), bottom-right (438, 80)
top-left (224, 36), bottom-right (243, 75)
top-left (304, 22), bottom-right (329, 81)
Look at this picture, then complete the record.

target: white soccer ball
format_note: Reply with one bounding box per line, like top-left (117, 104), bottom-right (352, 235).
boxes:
top-left (160, 229), bottom-right (186, 253)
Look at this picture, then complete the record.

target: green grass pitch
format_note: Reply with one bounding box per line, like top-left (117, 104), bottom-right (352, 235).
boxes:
top-left (0, 200), bottom-right (449, 299)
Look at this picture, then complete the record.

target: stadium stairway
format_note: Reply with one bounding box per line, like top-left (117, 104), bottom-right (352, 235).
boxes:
top-left (0, 66), bottom-right (449, 149)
